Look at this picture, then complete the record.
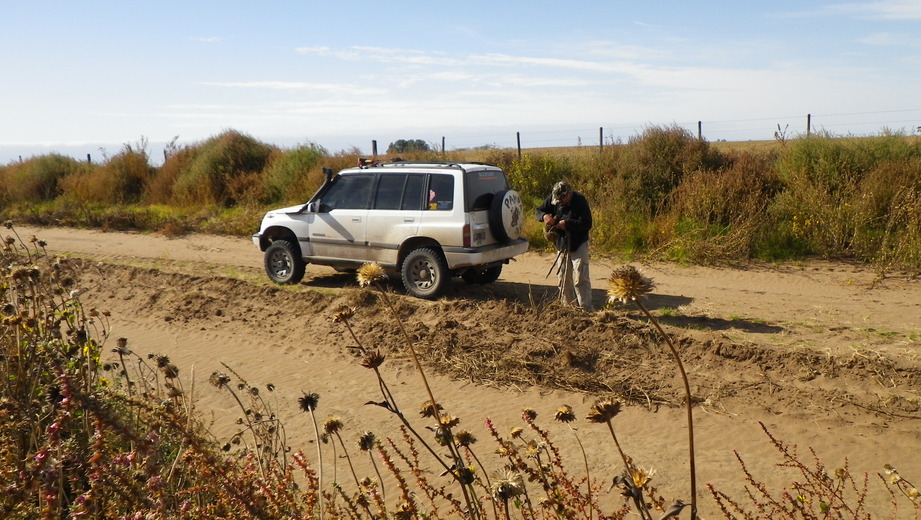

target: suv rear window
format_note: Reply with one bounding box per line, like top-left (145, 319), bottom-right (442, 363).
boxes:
top-left (465, 169), bottom-right (509, 211)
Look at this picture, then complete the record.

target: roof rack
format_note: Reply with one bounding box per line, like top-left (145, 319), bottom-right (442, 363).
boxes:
top-left (354, 159), bottom-right (496, 170)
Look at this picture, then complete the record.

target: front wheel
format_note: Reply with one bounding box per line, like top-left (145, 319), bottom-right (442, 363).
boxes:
top-left (401, 247), bottom-right (449, 299)
top-left (264, 240), bottom-right (306, 284)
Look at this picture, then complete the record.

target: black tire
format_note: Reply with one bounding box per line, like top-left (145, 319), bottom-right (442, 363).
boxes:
top-left (461, 265), bottom-right (502, 284)
top-left (401, 247), bottom-right (449, 299)
top-left (488, 189), bottom-right (523, 242)
top-left (264, 240), bottom-right (306, 284)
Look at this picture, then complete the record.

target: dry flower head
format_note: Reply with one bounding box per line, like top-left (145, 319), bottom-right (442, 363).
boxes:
top-left (607, 265), bottom-right (655, 304)
top-left (357, 262), bottom-right (386, 287)
top-left (586, 398), bottom-right (622, 423)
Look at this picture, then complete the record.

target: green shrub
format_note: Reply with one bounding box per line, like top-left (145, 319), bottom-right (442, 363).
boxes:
top-left (260, 142), bottom-right (328, 204)
top-left (144, 145), bottom-right (198, 205)
top-left (172, 130), bottom-right (277, 207)
top-left (0, 154), bottom-right (87, 203)
top-left (653, 151), bottom-right (777, 262)
top-left (58, 143), bottom-right (153, 204)
top-left (504, 152), bottom-right (574, 203)
top-left (615, 125), bottom-right (727, 216)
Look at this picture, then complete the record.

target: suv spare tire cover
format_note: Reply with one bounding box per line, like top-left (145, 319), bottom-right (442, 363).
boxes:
top-left (489, 189), bottom-right (523, 242)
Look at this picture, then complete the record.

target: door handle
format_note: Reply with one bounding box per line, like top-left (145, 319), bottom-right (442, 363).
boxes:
top-left (352, 218), bottom-right (362, 222)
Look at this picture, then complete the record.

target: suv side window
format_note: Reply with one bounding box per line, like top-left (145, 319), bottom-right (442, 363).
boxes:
top-left (428, 174), bottom-right (454, 210)
top-left (374, 174), bottom-right (407, 210)
top-left (402, 174), bottom-right (426, 210)
top-left (373, 173), bottom-right (427, 210)
top-left (320, 174), bottom-right (373, 211)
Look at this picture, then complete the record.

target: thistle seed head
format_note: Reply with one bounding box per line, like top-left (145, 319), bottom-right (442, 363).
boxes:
top-left (607, 265), bottom-right (655, 304)
top-left (332, 305), bottom-right (356, 323)
top-left (454, 430), bottom-right (477, 446)
top-left (360, 350), bottom-right (385, 369)
top-left (323, 416), bottom-right (343, 435)
top-left (628, 466), bottom-right (655, 488)
top-left (491, 471), bottom-right (525, 501)
top-left (439, 415), bottom-right (461, 428)
top-left (586, 398), bottom-right (621, 423)
top-left (208, 372), bottom-right (231, 388)
top-left (357, 262), bottom-right (386, 287)
top-left (298, 392), bottom-right (320, 412)
top-left (554, 405), bottom-right (576, 423)
top-left (357, 430), bottom-right (376, 451)
top-left (419, 400), bottom-right (443, 418)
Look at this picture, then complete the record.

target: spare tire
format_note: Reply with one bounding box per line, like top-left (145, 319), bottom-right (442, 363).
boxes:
top-left (489, 189), bottom-right (523, 242)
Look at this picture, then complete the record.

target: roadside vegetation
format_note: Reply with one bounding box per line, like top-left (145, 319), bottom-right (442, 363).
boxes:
top-left (2, 127), bottom-right (920, 275)
top-left (3, 229), bottom-right (918, 519)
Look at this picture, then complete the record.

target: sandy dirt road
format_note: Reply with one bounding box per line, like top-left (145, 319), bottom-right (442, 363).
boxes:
top-left (10, 224), bottom-right (921, 518)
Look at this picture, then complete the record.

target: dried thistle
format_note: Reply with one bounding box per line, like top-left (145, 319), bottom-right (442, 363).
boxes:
top-left (419, 400), bottom-right (443, 418)
top-left (357, 430), bottom-right (376, 451)
top-left (554, 405), bottom-right (576, 423)
top-left (298, 392), bottom-right (320, 412)
top-left (628, 466), bottom-right (655, 489)
top-left (357, 262), bottom-right (386, 287)
top-left (586, 399), bottom-right (621, 423)
top-left (323, 416), bottom-right (343, 435)
top-left (439, 415), bottom-right (460, 428)
top-left (607, 265), bottom-right (655, 304)
top-left (521, 408), bottom-right (537, 422)
top-left (491, 471), bottom-right (525, 501)
top-left (454, 430), bottom-right (477, 447)
top-left (360, 350), bottom-right (385, 369)
top-left (332, 305), bottom-right (355, 323)
top-left (208, 372), bottom-right (231, 388)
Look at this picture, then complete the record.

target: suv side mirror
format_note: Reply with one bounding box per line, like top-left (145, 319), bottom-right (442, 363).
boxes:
top-left (306, 201), bottom-right (320, 213)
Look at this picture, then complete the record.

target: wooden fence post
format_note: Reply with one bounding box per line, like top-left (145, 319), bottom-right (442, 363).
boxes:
top-left (806, 114), bottom-right (812, 136)
top-left (516, 132), bottom-right (521, 159)
top-left (599, 127), bottom-right (603, 152)
top-left (372, 140), bottom-right (378, 157)
top-left (698, 121), bottom-right (702, 140)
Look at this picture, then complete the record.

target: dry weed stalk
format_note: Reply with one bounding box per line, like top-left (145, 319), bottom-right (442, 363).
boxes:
top-left (706, 421), bottom-right (921, 519)
top-left (607, 264), bottom-right (698, 520)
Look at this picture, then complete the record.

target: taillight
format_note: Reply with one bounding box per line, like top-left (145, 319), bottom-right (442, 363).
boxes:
top-left (462, 223), bottom-right (471, 247)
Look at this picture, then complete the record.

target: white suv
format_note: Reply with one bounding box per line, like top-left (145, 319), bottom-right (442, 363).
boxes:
top-left (252, 161), bottom-right (528, 299)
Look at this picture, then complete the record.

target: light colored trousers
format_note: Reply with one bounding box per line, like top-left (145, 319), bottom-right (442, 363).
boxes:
top-left (559, 241), bottom-right (593, 311)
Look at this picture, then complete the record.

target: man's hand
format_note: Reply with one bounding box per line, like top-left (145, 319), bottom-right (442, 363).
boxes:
top-left (542, 214), bottom-right (556, 226)
top-left (556, 219), bottom-right (567, 231)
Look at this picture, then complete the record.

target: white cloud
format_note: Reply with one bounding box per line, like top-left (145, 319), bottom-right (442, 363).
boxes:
top-left (198, 81), bottom-right (386, 96)
top-left (858, 31), bottom-right (921, 46)
top-left (829, 0), bottom-right (921, 20)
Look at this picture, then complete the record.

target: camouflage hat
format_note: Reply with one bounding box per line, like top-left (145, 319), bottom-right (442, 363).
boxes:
top-left (551, 181), bottom-right (571, 204)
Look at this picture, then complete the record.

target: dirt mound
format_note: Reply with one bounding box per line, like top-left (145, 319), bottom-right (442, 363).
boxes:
top-left (78, 261), bottom-right (921, 421)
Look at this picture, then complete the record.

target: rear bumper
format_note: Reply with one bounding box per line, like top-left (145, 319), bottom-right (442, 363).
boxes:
top-left (442, 238), bottom-right (529, 269)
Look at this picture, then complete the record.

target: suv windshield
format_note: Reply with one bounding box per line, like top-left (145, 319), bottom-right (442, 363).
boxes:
top-left (465, 169), bottom-right (509, 211)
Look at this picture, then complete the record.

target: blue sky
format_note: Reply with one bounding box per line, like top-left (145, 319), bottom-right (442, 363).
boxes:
top-left (2, 1), bottom-right (920, 164)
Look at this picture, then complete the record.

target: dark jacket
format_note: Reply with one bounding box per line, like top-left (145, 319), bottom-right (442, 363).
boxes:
top-left (535, 191), bottom-right (592, 252)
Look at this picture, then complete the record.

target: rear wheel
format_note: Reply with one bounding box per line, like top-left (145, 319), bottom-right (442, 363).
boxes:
top-left (461, 265), bottom-right (502, 284)
top-left (401, 247), bottom-right (449, 299)
top-left (264, 240), bottom-right (306, 284)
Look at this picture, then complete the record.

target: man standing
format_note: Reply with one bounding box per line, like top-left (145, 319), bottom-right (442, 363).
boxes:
top-left (536, 181), bottom-right (593, 311)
